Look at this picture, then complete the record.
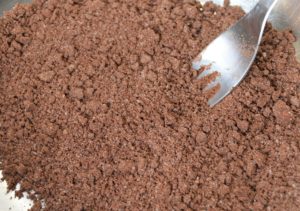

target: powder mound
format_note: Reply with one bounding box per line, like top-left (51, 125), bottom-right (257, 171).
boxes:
top-left (236, 119), bottom-right (249, 132)
top-left (273, 100), bottom-right (294, 126)
top-left (0, 0), bottom-right (299, 211)
top-left (70, 87), bottom-right (84, 100)
top-left (38, 71), bottom-right (55, 82)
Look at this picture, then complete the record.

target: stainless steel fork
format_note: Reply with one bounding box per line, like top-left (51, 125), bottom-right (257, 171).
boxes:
top-left (192, 0), bottom-right (278, 107)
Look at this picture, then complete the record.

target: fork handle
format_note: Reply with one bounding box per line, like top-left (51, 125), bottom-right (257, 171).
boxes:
top-left (259, 0), bottom-right (277, 9)
top-left (242, 0), bottom-right (278, 42)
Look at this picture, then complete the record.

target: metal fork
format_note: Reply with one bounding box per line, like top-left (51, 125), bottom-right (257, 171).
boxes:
top-left (192, 0), bottom-right (278, 107)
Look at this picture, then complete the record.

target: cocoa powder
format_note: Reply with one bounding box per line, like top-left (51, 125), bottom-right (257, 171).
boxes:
top-left (0, 0), bottom-right (299, 210)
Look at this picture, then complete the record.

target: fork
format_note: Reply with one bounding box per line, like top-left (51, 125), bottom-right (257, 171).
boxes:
top-left (192, 0), bottom-right (278, 107)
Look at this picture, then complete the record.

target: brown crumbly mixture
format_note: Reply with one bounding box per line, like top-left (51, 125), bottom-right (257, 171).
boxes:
top-left (0, 0), bottom-right (299, 210)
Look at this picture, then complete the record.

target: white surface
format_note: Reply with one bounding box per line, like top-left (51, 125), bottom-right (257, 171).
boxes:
top-left (0, 171), bottom-right (33, 211)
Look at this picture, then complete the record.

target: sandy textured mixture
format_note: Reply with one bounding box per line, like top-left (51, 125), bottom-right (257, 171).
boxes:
top-left (0, 0), bottom-right (299, 210)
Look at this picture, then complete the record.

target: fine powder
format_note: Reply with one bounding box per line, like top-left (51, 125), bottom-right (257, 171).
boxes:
top-left (0, 0), bottom-right (299, 210)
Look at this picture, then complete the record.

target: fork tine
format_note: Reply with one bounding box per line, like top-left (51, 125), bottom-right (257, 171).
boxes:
top-left (203, 80), bottom-right (219, 92)
top-left (208, 83), bottom-right (233, 107)
top-left (192, 58), bottom-right (211, 71)
top-left (197, 68), bottom-right (215, 80)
